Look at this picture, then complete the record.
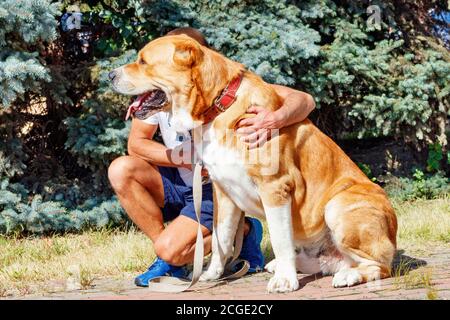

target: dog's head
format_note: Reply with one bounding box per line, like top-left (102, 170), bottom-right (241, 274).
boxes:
top-left (110, 34), bottom-right (244, 131)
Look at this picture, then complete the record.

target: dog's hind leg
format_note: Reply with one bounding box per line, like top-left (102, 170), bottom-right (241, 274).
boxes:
top-left (324, 186), bottom-right (397, 287)
top-left (200, 182), bottom-right (241, 281)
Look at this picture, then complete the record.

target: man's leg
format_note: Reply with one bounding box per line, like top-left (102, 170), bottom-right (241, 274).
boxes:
top-left (108, 155), bottom-right (165, 242)
top-left (108, 155), bottom-right (212, 265)
top-left (154, 215), bottom-right (212, 266)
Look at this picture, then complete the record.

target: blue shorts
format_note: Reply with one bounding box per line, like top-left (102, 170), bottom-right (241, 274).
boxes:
top-left (158, 166), bottom-right (214, 232)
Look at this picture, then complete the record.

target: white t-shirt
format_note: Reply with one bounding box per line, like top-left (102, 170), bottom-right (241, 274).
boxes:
top-left (143, 112), bottom-right (194, 186)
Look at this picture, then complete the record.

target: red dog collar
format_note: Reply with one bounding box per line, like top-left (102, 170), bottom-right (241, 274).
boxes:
top-left (202, 73), bottom-right (244, 123)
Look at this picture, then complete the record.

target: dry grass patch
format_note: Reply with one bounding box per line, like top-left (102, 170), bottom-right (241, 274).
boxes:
top-left (0, 227), bottom-right (152, 297)
top-left (392, 196), bottom-right (450, 253)
top-left (392, 265), bottom-right (439, 300)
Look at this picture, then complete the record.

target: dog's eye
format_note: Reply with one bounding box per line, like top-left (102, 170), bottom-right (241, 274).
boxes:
top-left (139, 58), bottom-right (146, 65)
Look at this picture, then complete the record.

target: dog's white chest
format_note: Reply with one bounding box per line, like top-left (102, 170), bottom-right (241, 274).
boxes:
top-left (197, 127), bottom-right (264, 217)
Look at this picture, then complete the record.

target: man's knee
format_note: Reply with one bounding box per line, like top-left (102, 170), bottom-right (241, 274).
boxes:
top-left (154, 236), bottom-right (185, 266)
top-left (108, 156), bottom-right (137, 193)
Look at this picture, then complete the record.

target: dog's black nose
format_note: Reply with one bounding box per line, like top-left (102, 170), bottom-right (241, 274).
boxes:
top-left (108, 70), bottom-right (117, 81)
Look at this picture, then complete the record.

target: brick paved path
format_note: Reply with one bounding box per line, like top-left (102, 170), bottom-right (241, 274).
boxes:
top-left (13, 249), bottom-right (450, 300)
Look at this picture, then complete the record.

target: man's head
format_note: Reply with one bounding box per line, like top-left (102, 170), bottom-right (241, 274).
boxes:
top-left (110, 29), bottom-right (243, 131)
top-left (166, 27), bottom-right (209, 48)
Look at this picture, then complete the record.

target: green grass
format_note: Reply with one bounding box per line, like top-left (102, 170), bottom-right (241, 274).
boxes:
top-left (0, 196), bottom-right (449, 297)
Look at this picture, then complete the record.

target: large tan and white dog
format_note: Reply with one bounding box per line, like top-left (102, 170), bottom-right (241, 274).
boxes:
top-left (110, 35), bottom-right (398, 293)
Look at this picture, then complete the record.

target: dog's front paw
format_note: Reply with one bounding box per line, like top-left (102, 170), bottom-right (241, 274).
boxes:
top-left (264, 259), bottom-right (277, 273)
top-left (199, 265), bottom-right (224, 282)
top-left (267, 273), bottom-right (299, 293)
top-left (332, 268), bottom-right (362, 287)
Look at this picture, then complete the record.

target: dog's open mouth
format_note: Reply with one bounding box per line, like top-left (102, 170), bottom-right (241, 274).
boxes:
top-left (125, 89), bottom-right (168, 120)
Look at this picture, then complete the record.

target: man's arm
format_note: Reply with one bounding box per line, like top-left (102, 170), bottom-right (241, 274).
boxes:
top-left (236, 85), bottom-right (316, 148)
top-left (128, 118), bottom-right (191, 169)
top-left (270, 84), bottom-right (316, 128)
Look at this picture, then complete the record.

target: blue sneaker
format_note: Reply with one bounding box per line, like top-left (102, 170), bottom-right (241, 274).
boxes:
top-left (134, 257), bottom-right (189, 287)
top-left (238, 217), bottom-right (265, 273)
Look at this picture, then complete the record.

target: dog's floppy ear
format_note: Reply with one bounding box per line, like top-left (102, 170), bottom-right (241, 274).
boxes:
top-left (173, 39), bottom-right (203, 67)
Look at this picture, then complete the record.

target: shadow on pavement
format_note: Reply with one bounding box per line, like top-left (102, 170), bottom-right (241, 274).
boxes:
top-left (391, 250), bottom-right (428, 276)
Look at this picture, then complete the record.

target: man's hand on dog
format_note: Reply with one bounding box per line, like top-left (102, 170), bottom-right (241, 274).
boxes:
top-left (236, 105), bottom-right (280, 149)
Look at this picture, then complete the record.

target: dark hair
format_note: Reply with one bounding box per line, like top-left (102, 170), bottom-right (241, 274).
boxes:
top-left (166, 27), bottom-right (209, 48)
